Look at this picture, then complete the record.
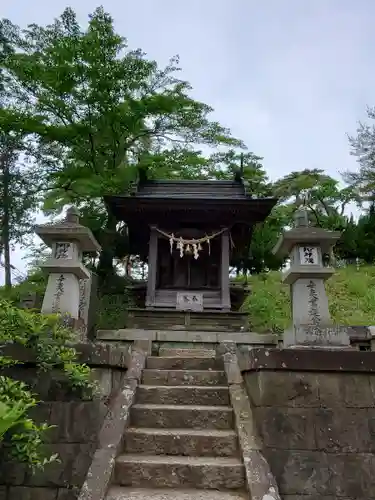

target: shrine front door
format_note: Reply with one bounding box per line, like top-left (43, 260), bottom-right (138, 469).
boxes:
top-left (156, 238), bottom-right (220, 290)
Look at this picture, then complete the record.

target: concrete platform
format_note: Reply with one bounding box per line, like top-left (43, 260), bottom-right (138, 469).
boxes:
top-left (97, 328), bottom-right (278, 345)
top-left (142, 369), bottom-right (227, 386)
top-left (130, 404), bottom-right (234, 430)
top-left (114, 454), bottom-right (245, 489)
top-left (107, 486), bottom-right (248, 500)
top-left (124, 428), bottom-right (239, 457)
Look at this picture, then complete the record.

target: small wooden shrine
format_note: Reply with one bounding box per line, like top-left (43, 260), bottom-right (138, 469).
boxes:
top-left (105, 170), bottom-right (277, 325)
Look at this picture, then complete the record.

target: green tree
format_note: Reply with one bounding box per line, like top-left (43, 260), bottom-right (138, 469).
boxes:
top-left (0, 118), bottom-right (43, 289)
top-left (206, 150), bottom-right (272, 196)
top-left (2, 7), bottom-right (243, 280)
top-left (335, 215), bottom-right (359, 263)
top-left (247, 204), bottom-right (293, 274)
top-left (355, 205), bottom-right (375, 264)
top-left (346, 106), bottom-right (375, 200)
top-left (0, 20), bottom-right (49, 288)
top-left (273, 168), bottom-right (359, 230)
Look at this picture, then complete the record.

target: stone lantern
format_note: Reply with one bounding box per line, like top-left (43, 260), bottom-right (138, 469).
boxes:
top-left (35, 207), bottom-right (101, 324)
top-left (272, 209), bottom-right (350, 348)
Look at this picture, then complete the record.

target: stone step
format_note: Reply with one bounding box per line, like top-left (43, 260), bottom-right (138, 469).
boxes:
top-left (124, 428), bottom-right (239, 457)
top-left (107, 486), bottom-right (248, 500)
top-left (146, 357), bottom-right (221, 371)
top-left (158, 348), bottom-right (216, 358)
top-left (114, 454), bottom-right (245, 490)
top-left (142, 369), bottom-right (227, 386)
top-left (130, 404), bottom-right (234, 430)
top-left (136, 385), bottom-right (230, 406)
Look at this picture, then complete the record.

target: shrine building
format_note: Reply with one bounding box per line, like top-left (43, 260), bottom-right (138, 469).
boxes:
top-left (104, 171), bottom-right (277, 331)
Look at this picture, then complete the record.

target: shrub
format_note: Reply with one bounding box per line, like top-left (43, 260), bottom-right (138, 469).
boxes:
top-left (0, 299), bottom-right (96, 471)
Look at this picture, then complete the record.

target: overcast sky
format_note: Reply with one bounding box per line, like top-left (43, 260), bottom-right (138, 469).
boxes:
top-left (1, 0), bottom-right (374, 283)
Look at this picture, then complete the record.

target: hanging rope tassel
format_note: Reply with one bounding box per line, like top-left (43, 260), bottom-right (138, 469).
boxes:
top-left (155, 227), bottom-right (230, 259)
top-left (169, 234), bottom-right (174, 254)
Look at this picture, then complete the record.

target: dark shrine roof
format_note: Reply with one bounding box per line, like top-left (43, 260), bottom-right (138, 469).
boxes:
top-left (104, 179), bottom-right (278, 256)
top-left (135, 179), bottom-right (248, 199)
top-left (105, 180), bottom-right (277, 217)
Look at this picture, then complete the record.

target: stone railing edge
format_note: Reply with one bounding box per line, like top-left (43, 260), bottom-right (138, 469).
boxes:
top-left (1, 342), bottom-right (131, 370)
top-left (216, 341), bottom-right (281, 500)
top-left (78, 339), bottom-right (151, 500)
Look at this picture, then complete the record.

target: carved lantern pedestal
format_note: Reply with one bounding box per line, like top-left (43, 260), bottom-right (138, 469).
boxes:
top-left (273, 209), bottom-right (351, 349)
top-left (35, 207), bottom-right (101, 324)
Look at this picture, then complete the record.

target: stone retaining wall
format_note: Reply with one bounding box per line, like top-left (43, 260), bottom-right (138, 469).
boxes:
top-left (0, 343), bottom-right (130, 500)
top-left (241, 348), bottom-right (375, 500)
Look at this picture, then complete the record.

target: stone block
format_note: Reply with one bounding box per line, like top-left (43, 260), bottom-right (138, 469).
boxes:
top-left (224, 358), bottom-right (242, 385)
top-left (244, 371), bottom-right (320, 408)
top-left (125, 350), bottom-right (146, 382)
top-left (285, 324), bottom-right (350, 348)
top-left (0, 458), bottom-right (27, 485)
top-left (228, 384), bottom-right (262, 452)
top-left (317, 372), bottom-right (375, 408)
top-left (266, 449), bottom-right (333, 496)
top-left (217, 332), bottom-right (271, 344)
top-left (114, 454), bottom-right (245, 490)
top-left (141, 369), bottom-right (227, 386)
top-left (27, 403), bottom-right (52, 426)
top-left (256, 407), bottom-right (317, 450)
top-left (124, 428), bottom-right (239, 457)
top-left (156, 331), bottom-right (218, 343)
top-left (98, 329), bottom-right (155, 342)
top-left (158, 348), bottom-right (215, 358)
top-left (280, 497), bottom-right (337, 500)
top-left (281, 497), bottom-right (374, 500)
top-left (98, 384), bottom-right (136, 450)
top-left (241, 450), bottom-right (281, 500)
top-left (314, 408), bottom-right (370, 452)
top-left (289, 278), bottom-right (333, 326)
top-left (106, 487), bottom-right (250, 500)
top-left (368, 374), bottom-right (375, 402)
top-left (90, 368), bottom-right (112, 398)
top-left (146, 356), bottom-right (220, 370)
top-left (26, 443), bottom-right (96, 488)
top-left (216, 341), bottom-right (237, 357)
top-left (363, 408), bottom-right (375, 451)
top-left (57, 488), bottom-right (79, 500)
top-left (327, 452), bottom-right (375, 497)
top-left (157, 341), bottom-right (216, 351)
top-left (240, 348), bottom-right (375, 373)
top-left (42, 272), bottom-right (81, 319)
top-left (8, 486), bottom-right (58, 500)
top-left (78, 448), bottom-right (116, 500)
top-left (136, 385), bottom-right (230, 406)
top-left (130, 404), bottom-right (234, 430)
top-left (48, 401), bottom-right (106, 443)
top-left (133, 339), bottom-right (152, 354)
top-left (75, 342), bottom-right (129, 369)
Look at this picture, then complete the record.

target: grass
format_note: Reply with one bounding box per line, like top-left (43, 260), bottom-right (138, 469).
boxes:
top-left (242, 265), bottom-right (375, 333)
top-left (3, 264), bottom-right (375, 333)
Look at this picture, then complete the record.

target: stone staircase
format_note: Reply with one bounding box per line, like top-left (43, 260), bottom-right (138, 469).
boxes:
top-left (106, 348), bottom-right (248, 500)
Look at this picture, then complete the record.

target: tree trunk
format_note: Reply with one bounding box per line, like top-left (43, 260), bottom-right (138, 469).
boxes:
top-left (96, 202), bottom-right (117, 285)
top-left (1, 149), bottom-right (11, 289)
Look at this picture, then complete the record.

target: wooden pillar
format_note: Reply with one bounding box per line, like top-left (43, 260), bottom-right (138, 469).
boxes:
top-left (146, 226), bottom-right (158, 308)
top-left (221, 229), bottom-right (231, 311)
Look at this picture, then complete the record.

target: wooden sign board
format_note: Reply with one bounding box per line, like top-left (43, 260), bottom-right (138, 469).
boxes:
top-left (176, 292), bottom-right (203, 312)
